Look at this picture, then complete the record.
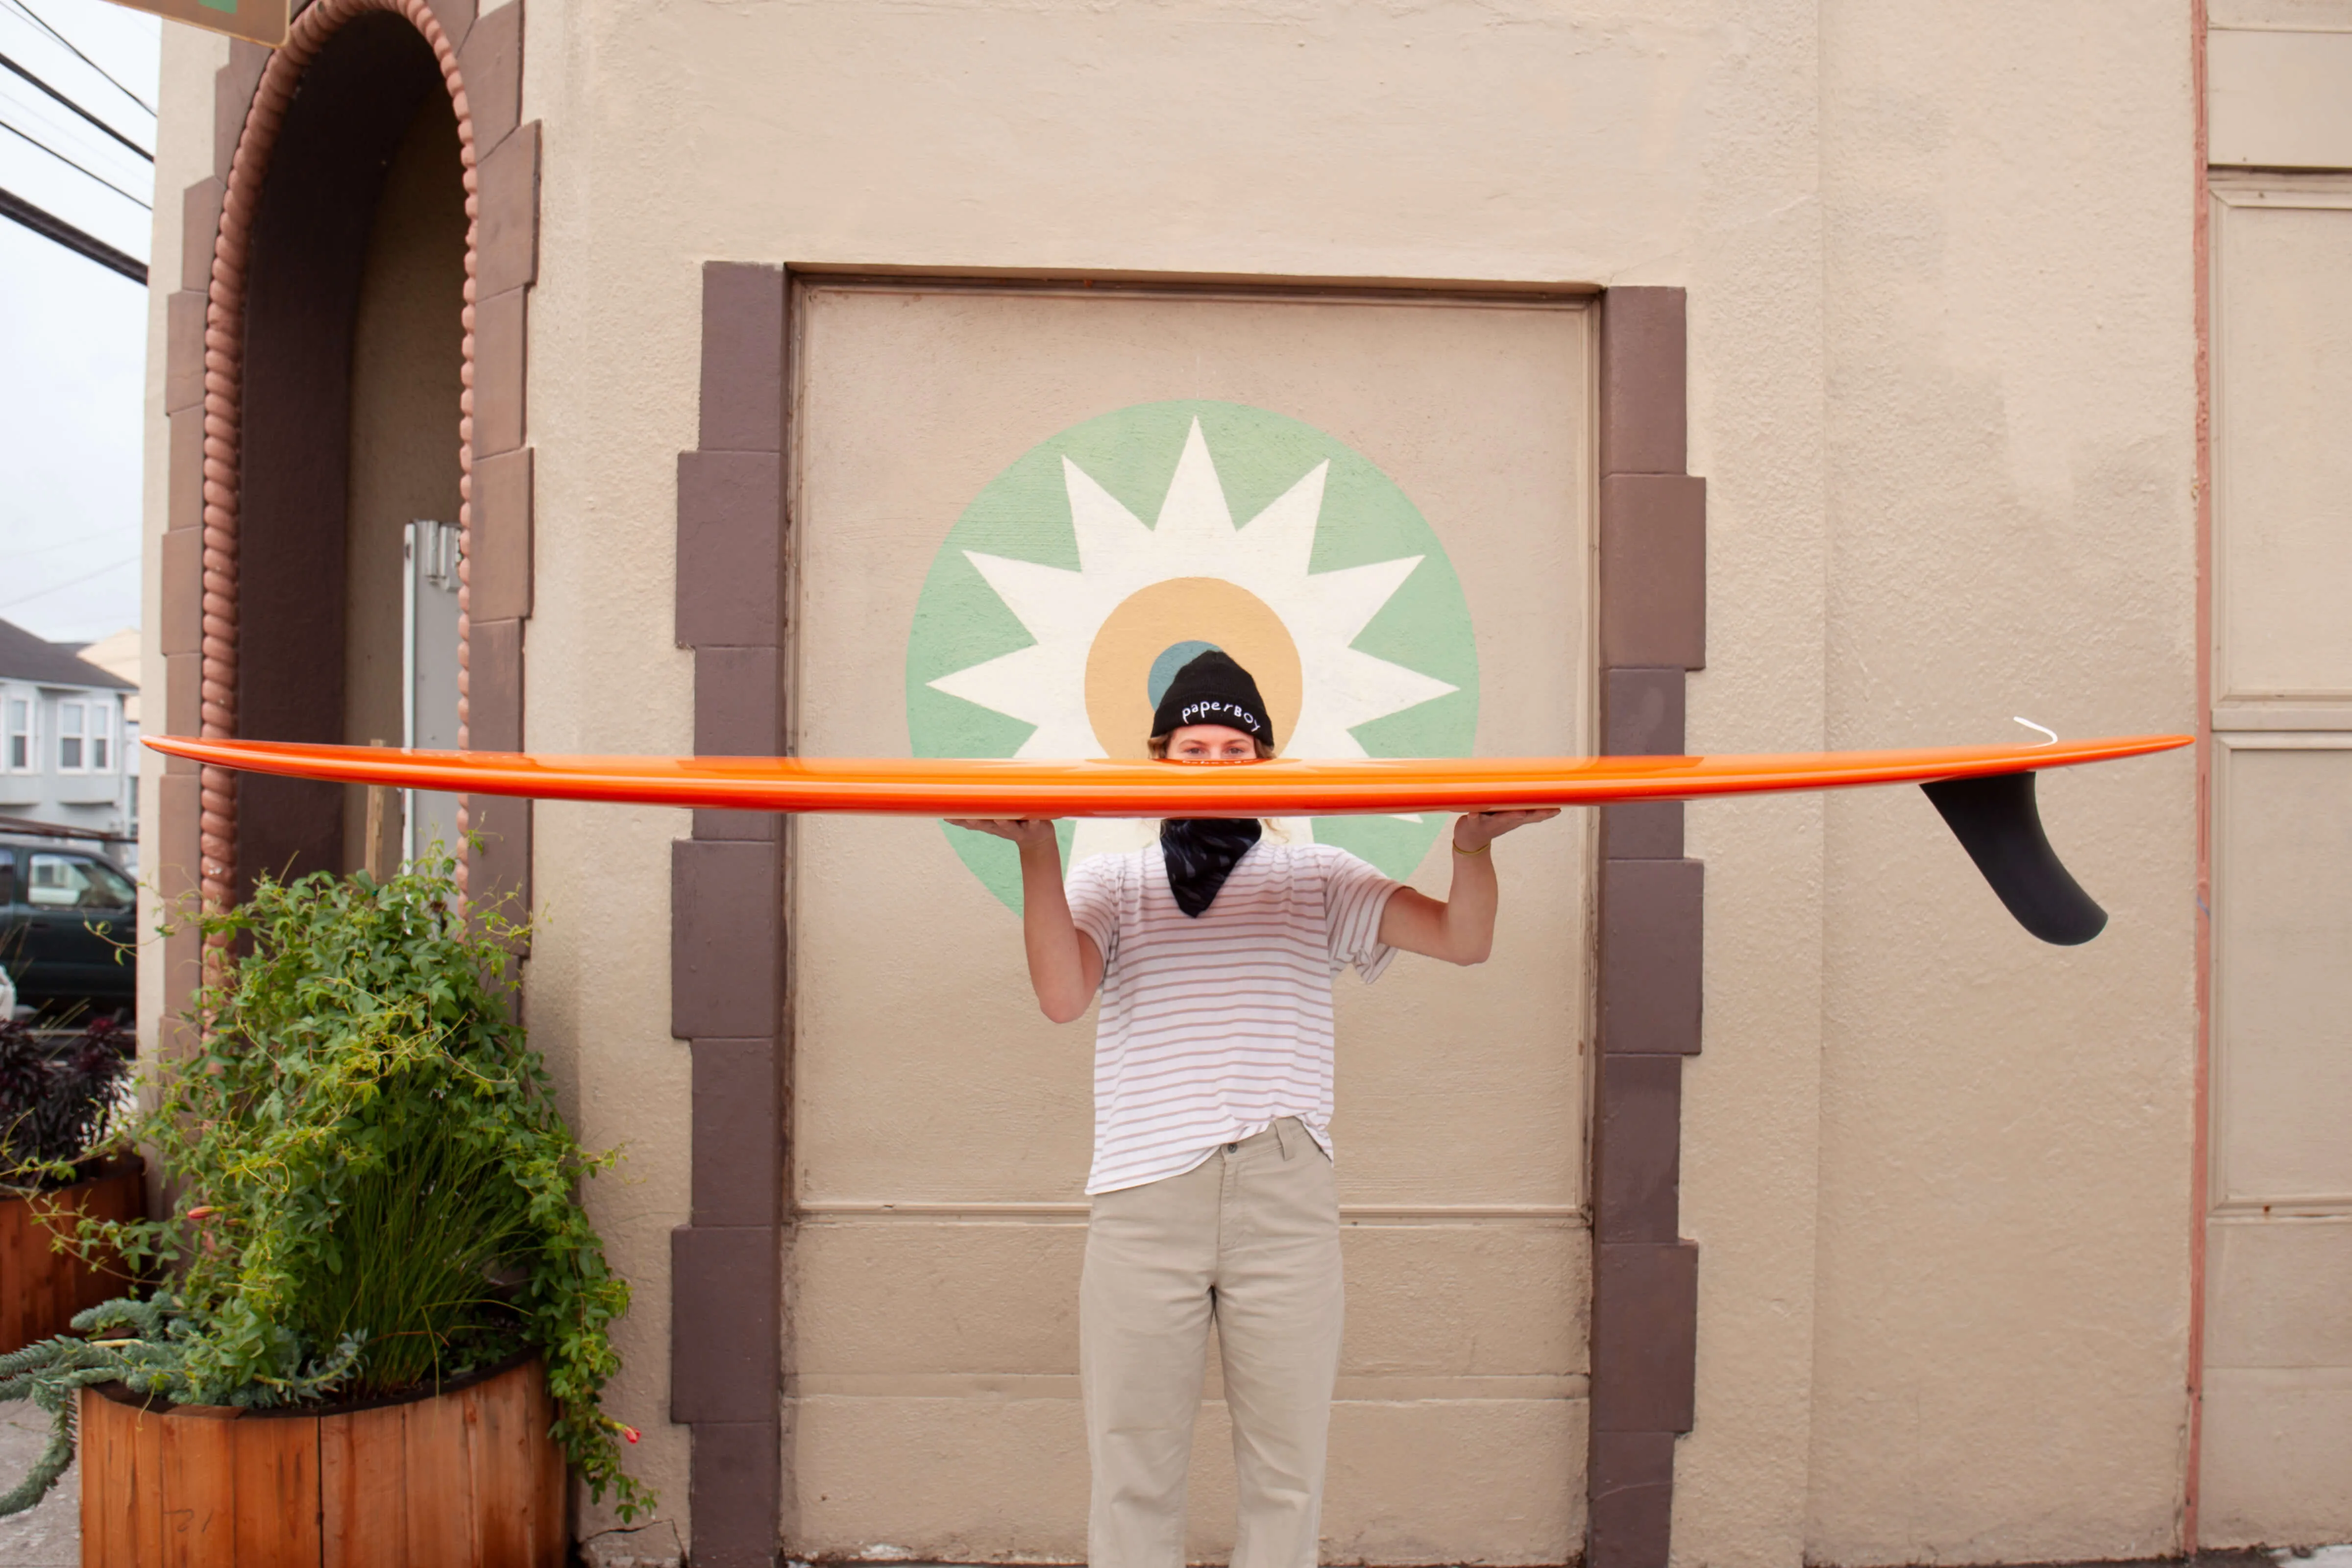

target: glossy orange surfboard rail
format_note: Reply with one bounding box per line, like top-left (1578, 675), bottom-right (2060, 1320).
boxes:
top-left (145, 734), bottom-right (2190, 818)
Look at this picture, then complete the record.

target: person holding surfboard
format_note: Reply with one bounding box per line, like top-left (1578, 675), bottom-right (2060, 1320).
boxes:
top-left (950, 649), bottom-right (1556, 1568)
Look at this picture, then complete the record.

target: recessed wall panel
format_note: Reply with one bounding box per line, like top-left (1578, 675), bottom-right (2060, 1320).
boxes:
top-left (788, 283), bottom-right (1592, 1560)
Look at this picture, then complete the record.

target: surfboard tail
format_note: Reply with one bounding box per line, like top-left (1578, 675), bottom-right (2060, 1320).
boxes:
top-left (1919, 770), bottom-right (2107, 946)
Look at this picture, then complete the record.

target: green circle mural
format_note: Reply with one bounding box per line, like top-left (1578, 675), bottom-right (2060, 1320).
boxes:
top-left (906, 400), bottom-right (1480, 910)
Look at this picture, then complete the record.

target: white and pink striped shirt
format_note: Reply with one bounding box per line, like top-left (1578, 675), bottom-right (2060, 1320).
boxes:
top-left (1065, 840), bottom-right (1402, 1195)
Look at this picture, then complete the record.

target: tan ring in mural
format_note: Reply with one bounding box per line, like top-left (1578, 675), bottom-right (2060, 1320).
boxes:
top-left (1083, 578), bottom-right (1303, 759)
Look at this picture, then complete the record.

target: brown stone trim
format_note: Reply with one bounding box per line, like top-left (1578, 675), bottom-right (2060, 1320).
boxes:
top-left (676, 452), bottom-right (785, 649)
top-left (162, 0), bottom-right (532, 938)
top-left (670, 1226), bottom-right (783, 1424)
top-left (1598, 668), bottom-right (1684, 861)
top-left (1596, 292), bottom-right (1688, 478)
top-left (178, 179), bottom-right (223, 294)
top-left (1597, 859), bottom-right (1703, 1056)
top-left (465, 793), bottom-right (532, 919)
top-left (165, 291), bottom-right (207, 413)
top-left (673, 261), bottom-right (788, 1568)
top-left (691, 1422), bottom-right (786, 1568)
top-left (213, 47), bottom-right (268, 182)
top-left (155, 769), bottom-right (204, 1059)
top-left (1589, 1430), bottom-right (1677, 1568)
top-left (160, 526), bottom-right (203, 659)
top-left (468, 616), bottom-right (524, 752)
top-left (425, 0), bottom-right (474, 55)
top-left (1590, 1240), bottom-right (1698, 1432)
top-left (469, 447), bottom-right (534, 621)
top-left (164, 652), bottom-right (201, 741)
top-left (690, 1039), bottom-right (783, 1228)
top-left (670, 840), bottom-right (783, 1040)
top-left (1592, 1054), bottom-right (1681, 1242)
top-left (1597, 475), bottom-right (1706, 672)
top-left (457, 3), bottom-right (520, 151)
top-left (693, 648), bottom-right (785, 757)
top-left (474, 119), bottom-right (539, 298)
top-left (697, 264), bottom-right (786, 453)
top-left (472, 285), bottom-right (527, 457)
top-left (1588, 286), bottom-right (1706, 1568)
top-left (165, 406), bottom-right (204, 536)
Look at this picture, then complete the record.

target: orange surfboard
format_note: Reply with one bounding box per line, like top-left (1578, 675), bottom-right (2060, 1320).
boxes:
top-left (142, 734), bottom-right (2184, 818)
top-left (146, 733), bottom-right (2188, 946)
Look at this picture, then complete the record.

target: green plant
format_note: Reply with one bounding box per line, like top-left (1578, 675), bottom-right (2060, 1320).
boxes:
top-left (0, 852), bottom-right (650, 1521)
top-left (0, 1017), bottom-right (134, 1190)
top-left (0, 1295), bottom-right (363, 1515)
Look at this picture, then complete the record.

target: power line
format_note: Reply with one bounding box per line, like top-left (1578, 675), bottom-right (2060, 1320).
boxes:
top-left (0, 0), bottom-right (152, 117)
top-left (0, 553), bottom-right (140, 614)
top-left (0, 115), bottom-right (149, 209)
top-left (0, 182), bottom-right (144, 281)
top-left (0, 49), bottom-right (150, 161)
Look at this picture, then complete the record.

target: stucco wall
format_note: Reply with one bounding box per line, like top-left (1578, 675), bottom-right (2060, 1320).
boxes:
top-left (146, 0), bottom-right (2204, 1561)
top-left (1803, 4), bottom-right (2200, 1562)
top-left (137, 24), bottom-right (227, 1066)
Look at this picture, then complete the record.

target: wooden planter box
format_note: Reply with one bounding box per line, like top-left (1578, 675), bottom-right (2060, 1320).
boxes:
top-left (78, 1353), bottom-right (568, 1568)
top-left (0, 1156), bottom-right (143, 1352)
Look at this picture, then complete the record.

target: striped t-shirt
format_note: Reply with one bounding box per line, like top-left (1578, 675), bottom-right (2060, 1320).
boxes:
top-left (1065, 839), bottom-right (1402, 1195)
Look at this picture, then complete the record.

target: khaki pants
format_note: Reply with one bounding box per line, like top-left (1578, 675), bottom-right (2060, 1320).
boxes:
top-left (1080, 1118), bottom-right (1344, 1568)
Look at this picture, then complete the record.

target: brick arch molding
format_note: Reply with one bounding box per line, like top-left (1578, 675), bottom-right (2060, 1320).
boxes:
top-left (196, 0), bottom-right (481, 908)
top-left (159, 0), bottom-right (536, 992)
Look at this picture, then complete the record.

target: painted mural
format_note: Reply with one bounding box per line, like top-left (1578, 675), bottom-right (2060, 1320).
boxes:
top-left (906, 399), bottom-right (1479, 908)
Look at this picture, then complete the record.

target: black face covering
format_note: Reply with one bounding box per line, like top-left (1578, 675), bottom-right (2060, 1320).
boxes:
top-left (1160, 817), bottom-right (1263, 918)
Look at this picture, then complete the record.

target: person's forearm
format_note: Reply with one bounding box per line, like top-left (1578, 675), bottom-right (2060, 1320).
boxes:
top-left (1436, 842), bottom-right (1499, 964)
top-left (1019, 837), bottom-right (1092, 1021)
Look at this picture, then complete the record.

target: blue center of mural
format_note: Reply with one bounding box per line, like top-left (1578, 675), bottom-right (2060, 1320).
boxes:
top-left (1147, 641), bottom-right (1223, 709)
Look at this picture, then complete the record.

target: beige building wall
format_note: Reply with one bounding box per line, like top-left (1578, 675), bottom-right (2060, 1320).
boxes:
top-left (2200, 2), bottom-right (2352, 1545)
top-left (137, 23), bottom-right (227, 1068)
top-left (146, 0), bottom-right (2215, 1560)
top-left (1801, 4), bottom-right (2202, 1563)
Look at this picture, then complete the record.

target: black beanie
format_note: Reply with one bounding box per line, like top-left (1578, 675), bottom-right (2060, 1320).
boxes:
top-left (1150, 650), bottom-right (1274, 749)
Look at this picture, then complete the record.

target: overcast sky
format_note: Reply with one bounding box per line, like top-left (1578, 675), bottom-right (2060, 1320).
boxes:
top-left (0, 0), bottom-right (157, 647)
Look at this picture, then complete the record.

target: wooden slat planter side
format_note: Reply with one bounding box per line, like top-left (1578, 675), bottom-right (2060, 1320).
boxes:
top-left (79, 1357), bottom-right (566, 1568)
top-left (0, 1159), bottom-right (144, 1352)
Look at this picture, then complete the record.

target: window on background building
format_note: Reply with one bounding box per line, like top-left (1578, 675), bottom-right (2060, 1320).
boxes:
top-left (91, 704), bottom-right (113, 772)
top-left (5, 697), bottom-right (28, 771)
top-left (57, 702), bottom-right (85, 771)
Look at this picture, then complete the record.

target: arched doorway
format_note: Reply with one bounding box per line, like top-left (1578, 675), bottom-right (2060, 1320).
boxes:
top-left (230, 12), bottom-right (464, 891)
top-left (158, 0), bottom-right (536, 943)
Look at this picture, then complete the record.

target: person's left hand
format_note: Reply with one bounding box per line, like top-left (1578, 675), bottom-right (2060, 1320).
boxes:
top-left (1452, 808), bottom-right (1561, 851)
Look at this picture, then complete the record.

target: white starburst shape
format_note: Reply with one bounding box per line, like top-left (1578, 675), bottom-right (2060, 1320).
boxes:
top-left (929, 418), bottom-right (1455, 865)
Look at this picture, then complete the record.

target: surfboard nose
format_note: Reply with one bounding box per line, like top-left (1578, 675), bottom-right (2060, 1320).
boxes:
top-left (1919, 770), bottom-right (2108, 946)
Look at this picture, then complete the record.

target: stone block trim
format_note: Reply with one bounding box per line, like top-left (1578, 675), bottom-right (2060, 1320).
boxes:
top-left (673, 262), bottom-right (790, 1568)
top-left (1588, 286), bottom-right (1707, 1568)
top-left (159, 0), bottom-right (535, 1004)
top-left (1590, 1240), bottom-right (1699, 1433)
top-left (691, 1421), bottom-right (785, 1568)
top-left (1598, 859), bottom-right (1704, 1056)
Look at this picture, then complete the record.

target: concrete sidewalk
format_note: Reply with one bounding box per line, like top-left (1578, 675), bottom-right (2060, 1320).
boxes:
top-left (0, 1402), bottom-right (76, 1568)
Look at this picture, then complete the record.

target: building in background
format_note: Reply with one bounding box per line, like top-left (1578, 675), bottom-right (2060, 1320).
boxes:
top-left (134, 4), bottom-right (2349, 1566)
top-left (73, 626), bottom-right (142, 871)
top-left (0, 616), bottom-right (135, 859)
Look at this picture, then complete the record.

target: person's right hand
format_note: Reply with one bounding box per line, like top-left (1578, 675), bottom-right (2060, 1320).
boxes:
top-left (946, 818), bottom-right (1061, 851)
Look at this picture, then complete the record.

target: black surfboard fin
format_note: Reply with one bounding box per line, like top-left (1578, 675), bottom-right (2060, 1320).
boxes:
top-left (1919, 770), bottom-right (2107, 946)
